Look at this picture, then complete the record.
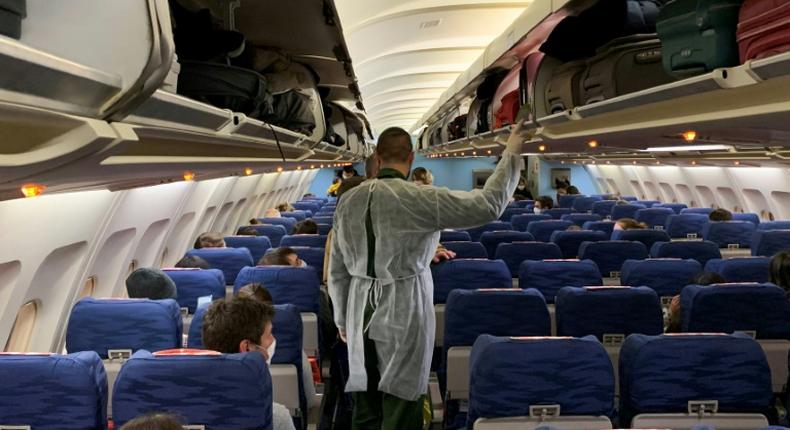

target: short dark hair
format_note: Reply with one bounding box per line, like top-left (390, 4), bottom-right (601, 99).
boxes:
top-left (126, 268), bottom-right (177, 300)
top-left (376, 127), bottom-right (413, 163)
top-left (293, 219), bottom-right (318, 235)
top-left (175, 255), bottom-right (211, 269)
top-left (566, 185), bottom-right (580, 195)
top-left (770, 251), bottom-right (790, 291)
top-left (709, 208), bottom-right (733, 221)
top-left (260, 247), bottom-right (297, 266)
top-left (236, 226), bottom-right (259, 236)
top-left (536, 196), bottom-right (554, 209)
top-left (236, 283), bottom-right (273, 304)
top-left (119, 413), bottom-right (183, 430)
top-left (337, 177), bottom-right (366, 201)
top-left (691, 271), bottom-right (727, 286)
top-left (202, 298), bottom-right (275, 354)
top-left (196, 232), bottom-right (225, 248)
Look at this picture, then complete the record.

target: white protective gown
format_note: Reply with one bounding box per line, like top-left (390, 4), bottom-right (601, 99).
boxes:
top-left (328, 150), bottom-right (523, 401)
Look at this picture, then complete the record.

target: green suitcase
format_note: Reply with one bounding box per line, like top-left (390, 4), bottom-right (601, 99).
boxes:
top-left (656, 0), bottom-right (744, 78)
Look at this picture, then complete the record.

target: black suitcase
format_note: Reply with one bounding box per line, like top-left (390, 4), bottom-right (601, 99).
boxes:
top-left (544, 60), bottom-right (587, 114)
top-left (262, 90), bottom-right (316, 134)
top-left (580, 34), bottom-right (676, 105)
top-left (178, 61), bottom-right (274, 118)
top-left (0, 0), bottom-right (26, 39)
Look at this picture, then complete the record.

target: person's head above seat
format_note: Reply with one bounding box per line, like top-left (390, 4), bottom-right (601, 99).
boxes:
top-left (614, 218), bottom-right (647, 231)
top-left (691, 271), bottom-right (727, 286)
top-left (566, 185), bottom-right (580, 195)
top-left (236, 226), bottom-right (259, 236)
top-left (534, 196), bottom-right (554, 213)
top-left (412, 167), bottom-right (433, 186)
top-left (375, 127), bottom-right (414, 176)
top-left (201, 297), bottom-right (276, 362)
top-left (276, 203), bottom-right (293, 213)
top-left (770, 251), bottom-right (790, 293)
top-left (236, 283), bottom-right (273, 305)
top-left (342, 165), bottom-right (359, 179)
top-left (264, 208), bottom-right (281, 218)
top-left (196, 232), bottom-right (225, 248)
top-left (259, 246), bottom-right (304, 267)
top-left (175, 255), bottom-right (211, 269)
top-left (119, 413), bottom-right (183, 430)
top-left (293, 219), bottom-right (318, 235)
top-left (126, 267), bottom-right (177, 300)
top-left (709, 208), bottom-right (733, 221)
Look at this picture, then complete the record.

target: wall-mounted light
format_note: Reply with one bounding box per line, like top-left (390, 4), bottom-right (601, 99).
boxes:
top-left (297, 166), bottom-right (302, 170)
top-left (682, 130), bottom-right (697, 142)
top-left (588, 140), bottom-right (599, 149)
top-left (734, 161), bottom-right (741, 166)
top-left (487, 150), bottom-right (492, 155)
top-left (691, 160), bottom-right (697, 165)
top-left (277, 167), bottom-right (284, 172)
top-left (538, 145), bottom-right (546, 152)
top-left (183, 171), bottom-right (195, 181)
top-left (244, 168), bottom-right (253, 176)
top-left (20, 183), bottom-right (45, 198)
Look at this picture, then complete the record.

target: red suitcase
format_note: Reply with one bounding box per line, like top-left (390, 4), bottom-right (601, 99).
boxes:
top-left (491, 66), bottom-right (520, 129)
top-left (737, 0), bottom-right (790, 62)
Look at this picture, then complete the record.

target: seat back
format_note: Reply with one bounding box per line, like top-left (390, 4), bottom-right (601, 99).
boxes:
top-left (650, 240), bottom-right (722, 266)
top-left (705, 257), bottom-right (771, 283)
top-left (257, 217), bottom-right (297, 233)
top-left (682, 283), bottom-right (790, 338)
top-left (680, 207), bottom-right (714, 216)
top-left (519, 259), bottom-right (602, 303)
top-left (280, 234), bottom-right (328, 248)
top-left (611, 229), bottom-right (671, 251)
top-left (572, 196), bottom-right (599, 213)
top-left (733, 213), bottom-right (760, 226)
top-left (224, 235), bottom-right (272, 264)
top-left (619, 334), bottom-right (772, 426)
top-left (248, 224), bottom-right (288, 247)
top-left (655, 203), bottom-right (688, 214)
top-left (113, 350), bottom-right (273, 429)
top-left (611, 203), bottom-right (646, 220)
top-left (635, 200), bottom-right (661, 208)
top-left (495, 242), bottom-right (563, 277)
top-left (271, 304), bottom-right (306, 417)
top-left (621, 258), bottom-right (702, 297)
top-left (479, 231), bottom-right (535, 259)
top-left (579, 241), bottom-right (648, 278)
top-left (0, 352), bottom-right (107, 430)
top-left (289, 246), bottom-right (325, 283)
top-left (432, 259), bottom-right (511, 303)
top-left (752, 230), bottom-right (790, 257)
top-left (583, 221), bottom-right (616, 238)
top-left (464, 221), bottom-right (512, 241)
top-left (758, 221), bottom-right (790, 231)
top-left (312, 216), bottom-right (333, 225)
top-left (234, 266), bottom-right (320, 313)
top-left (592, 200), bottom-right (618, 218)
top-left (163, 268), bottom-right (225, 313)
top-left (703, 221), bottom-right (756, 248)
top-left (66, 298), bottom-right (182, 358)
top-left (512, 214), bottom-right (552, 232)
top-left (187, 301), bottom-right (210, 348)
top-left (509, 199), bottom-right (534, 208)
top-left (666, 213), bottom-right (710, 239)
top-left (280, 211), bottom-right (306, 221)
top-left (186, 247), bottom-right (254, 284)
top-left (527, 220), bottom-right (574, 242)
top-left (635, 207), bottom-right (675, 229)
top-left (440, 230), bottom-right (472, 242)
top-left (468, 335), bottom-right (614, 427)
top-left (561, 213), bottom-right (603, 227)
top-left (550, 230), bottom-right (608, 258)
top-left (293, 201), bottom-right (320, 213)
top-left (499, 208), bottom-right (532, 222)
top-left (558, 194), bottom-right (581, 208)
top-left (556, 286), bottom-right (663, 340)
top-left (546, 208), bottom-right (574, 219)
top-left (443, 241), bottom-right (488, 259)
top-left (317, 223), bottom-right (332, 235)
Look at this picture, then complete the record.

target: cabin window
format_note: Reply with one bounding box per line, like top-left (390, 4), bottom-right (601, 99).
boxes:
top-left (80, 276), bottom-right (96, 298)
top-left (4, 301), bottom-right (37, 352)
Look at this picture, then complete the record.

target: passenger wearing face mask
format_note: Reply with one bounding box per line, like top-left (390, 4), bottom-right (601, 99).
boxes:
top-left (202, 297), bottom-right (295, 430)
top-left (513, 177), bottom-right (533, 201)
top-left (532, 195), bottom-right (554, 215)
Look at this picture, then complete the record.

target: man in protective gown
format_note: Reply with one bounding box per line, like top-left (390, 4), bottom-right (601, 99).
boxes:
top-left (329, 125), bottom-right (525, 429)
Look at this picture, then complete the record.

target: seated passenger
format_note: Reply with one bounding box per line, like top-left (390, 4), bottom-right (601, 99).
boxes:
top-left (196, 232), bottom-right (225, 248)
top-left (237, 226), bottom-right (260, 236)
top-left (709, 208), bottom-right (733, 221)
top-left (615, 218), bottom-right (647, 231)
top-left (533, 195), bottom-right (554, 214)
top-left (277, 203), bottom-right (295, 213)
top-left (119, 413), bottom-right (183, 430)
top-left (175, 255), bottom-right (211, 269)
top-left (235, 283), bottom-right (319, 409)
top-left (566, 225), bottom-right (583, 231)
top-left (264, 208), bottom-right (282, 218)
top-left (412, 167), bottom-right (433, 186)
top-left (293, 220), bottom-right (318, 235)
top-left (303, 193), bottom-right (316, 199)
top-left (667, 271), bottom-right (727, 333)
top-left (260, 247), bottom-right (305, 267)
top-left (249, 218), bottom-right (262, 225)
top-left (342, 165), bottom-right (360, 179)
top-left (513, 177), bottom-right (533, 201)
top-left (567, 185), bottom-right (580, 195)
top-left (202, 298), bottom-right (295, 430)
top-left (770, 251), bottom-right (790, 296)
top-left (126, 267), bottom-right (177, 300)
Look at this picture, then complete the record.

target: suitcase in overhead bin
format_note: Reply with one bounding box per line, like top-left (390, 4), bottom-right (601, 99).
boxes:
top-left (178, 61), bottom-right (274, 118)
top-left (448, 114), bottom-right (468, 141)
top-left (0, 0), bottom-right (25, 39)
top-left (580, 34), bottom-right (675, 105)
top-left (656, 0), bottom-right (744, 78)
top-left (465, 97), bottom-right (484, 137)
top-left (519, 51), bottom-right (545, 121)
top-left (440, 108), bottom-right (460, 143)
top-left (544, 60), bottom-right (587, 114)
top-left (261, 90), bottom-right (316, 135)
top-left (494, 90), bottom-right (520, 128)
top-left (467, 69), bottom-right (509, 135)
top-left (737, 0), bottom-right (790, 62)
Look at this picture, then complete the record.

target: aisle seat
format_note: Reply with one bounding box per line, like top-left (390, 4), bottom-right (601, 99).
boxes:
top-left (526, 220), bottom-right (574, 242)
top-left (752, 230), bottom-right (790, 257)
top-left (579, 241), bottom-right (648, 279)
top-left (546, 208), bottom-right (573, 220)
top-left (495, 242), bottom-right (563, 278)
top-left (733, 213), bottom-right (760, 226)
top-left (518, 259), bottom-right (602, 304)
top-left (293, 201), bottom-right (321, 214)
top-left (758, 221), bottom-right (790, 231)
top-left (571, 196), bottom-right (600, 213)
top-left (550, 230), bottom-right (607, 259)
top-left (479, 231), bottom-right (534, 259)
top-left (247, 224), bottom-right (288, 247)
top-left (635, 207), bottom-right (675, 229)
top-left (317, 223), bottom-right (332, 235)
top-left (185, 247), bottom-right (254, 284)
top-left (312, 216), bottom-right (333, 225)
top-left (703, 221), bottom-right (756, 249)
top-left (665, 214), bottom-right (709, 239)
top-left (511, 214), bottom-right (552, 232)
top-left (290, 246), bottom-right (325, 283)
top-left (280, 234), bottom-right (328, 248)
top-left (680, 207), bottom-right (714, 216)
top-left (561, 213), bottom-right (602, 227)
top-left (583, 220), bottom-right (616, 238)
top-left (592, 200), bottom-right (618, 218)
top-left (635, 200), bottom-right (661, 208)
top-left (705, 257), bottom-right (771, 283)
top-left (163, 268), bottom-right (225, 314)
top-left (655, 203), bottom-right (688, 214)
top-left (650, 241), bottom-right (722, 266)
top-left (620, 258), bottom-right (702, 299)
top-left (224, 235), bottom-right (272, 264)
top-left (558, 194), bottom-right (580, 209)
top-left (258, 217), bottom-right (297, 233)
top-left (464, 221), bottom-right (512, 242)
top-left (611, 203), bottom-right (646, 220)
top-left (611, 229), bottom-right (671, 251)
top-left (280, 211), bottom-right (307, 221)
top-left (499, 208), bottom-right (532, 222)
top-left (443, 241), bottom-right (488, 259)
top-left (440, 230), bottom-right (472, 242)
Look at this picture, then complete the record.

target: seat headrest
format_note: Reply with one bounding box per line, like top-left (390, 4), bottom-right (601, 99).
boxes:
top-left (468, 335), bottom-right (614, 426)
top-left (224, 236), bottom-right (272, 263)
top-left (610, 229), bottom-right (671, 250)
top-left (546, 208), bottom-right (573, 219)
top-left (556, 286), bottom-right (663, 340)
top-left (440, 230), bottom-right (471, 242)
top-left (271, 304), bottom-right (303, 366)
top-left (280, 211), bottom-right (306, 221)
top-left (758, 221), bottom-right (790, 231)
top-left (732, 212), bottom-right (760, 226)
top-left (495, 242), bottom-right (563, 276)
top-left (432, 259), bottom-right (511, 303)
top-left (280, 234), bottom-right (328, 248)
top-left (620, 258), bottom-right (702, 296)
top-left (247, 224), bottom-right (288, 247)
top-left (163, 268), bottom-right (224, 313)
top-left (442, 241), bottom-right (488, 259)
top-left (703, 221), bottom-right (756, 248)
top-left (479, 231), bottom-right (535, 258)
top-left (620, 334), bottom-right (772, 422)
top-left (550, 230), bottom-right (608, 258)
top-left (650, 240), bottom-right (722, 266)
top-left (571, 196), bottom-right (599, 212)
top-left (681, 283), bottom-right (790, 338)
top-left (561, 213), bottom-right (603, 226)
top-left (518, 259), bottom-right (602, 303)
top-left (610, 203), bottom-right (646, 220)
top-left (579, 240), bottom-right (648, 277)
top-left (526, 220), bottom-right (574, 242)
top-left (444, 288), bottom-right (550, 350)
top-left (0, 351), bottom-right (107, 428)
top-left (463, 221), bottom-right (513, 241)
top-left (654, 203), bottom-right (688, 214)
top-left (257, 217), bottom-right (296, 231)
top-left (680, 207), bottom-right (714, 215)
top-left (751, 230), bottom-right (790, 257)
top-left (112, 350), bottom-right (272, 428)
top-left (66, 298), bottom-right (182, 358)
top-left (635, 207), bottom-right (675, 228)
top-left (558, 194), bottom-right (582, 209)
top-left (634, 200), bottom-right (661, 208)
top-left (185, 247), bottom-right (254, 284)
top-left (665, 213), bottom-right (710, 239)
top-left (499, 208), bottom-right (532, 222)
top-left (704, 257), bottom-right (770, 283)
top-left (591, 200), bottom-right (618, 217)
top-left (234, 266), bottom-right (320, 313)
top-left (511, 214), bottom-right (552, 232)
top-left (289, 246), bottom-right (325, 282)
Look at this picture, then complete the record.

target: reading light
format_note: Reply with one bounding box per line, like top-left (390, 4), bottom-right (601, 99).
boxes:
top-left (588, 140), bottom-right (599, 148)
top-left (691, 160), bottom-right (698, 165)
top-left (606, 161), bottom-right (611, 164)
top-left (244, 168), bottom-right (253, 176)
top-left (538, 145), bottom-right (546, 152)
top-left (656, 161), bottom-right (661, 165)
top-left (682, 131), bottom-right (697, 142)
top-left (487, 150), bottom-right (492, 155)
top-left (310, 165), bottom-right (316, 169)
top-left (734, 161), bottom-right (741, 166)
top-left (277, 167), bottom-right (284, 172)
top-left (644, 144), bottom-right (732, 152)
top-left (183, 171), bottom-right (195, 181)
top-left (460, 152), bottom-right (465, 156)
top-left (472, 151), bottom-right (477, 156)
top-left (320, 164), bottom-right (325, 168)
top-left (20, 183), bottom-right (45, 198)
top-left (632, 161), bottom-right (637, 165)
top-left (297, 166), bottom-right (302, 170)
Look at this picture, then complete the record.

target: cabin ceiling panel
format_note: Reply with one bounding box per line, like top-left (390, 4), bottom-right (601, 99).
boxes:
top-left (336, 0), bottom-right (530, 134)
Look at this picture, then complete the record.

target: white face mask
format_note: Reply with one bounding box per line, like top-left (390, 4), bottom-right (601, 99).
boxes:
top-left (613, 223), bottom-right (624, 231)
top-left (298, 260), bottom-right (308, 268)
top-left (517, 185), bottom-right (526, 190)
top-left (266, 339), bottom-right (277, 366)
top-left (533, 207), bottom-right (542, 214)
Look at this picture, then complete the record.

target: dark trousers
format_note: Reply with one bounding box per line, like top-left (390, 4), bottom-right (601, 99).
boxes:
top-left (351, 297), bottom-right (425, 430)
